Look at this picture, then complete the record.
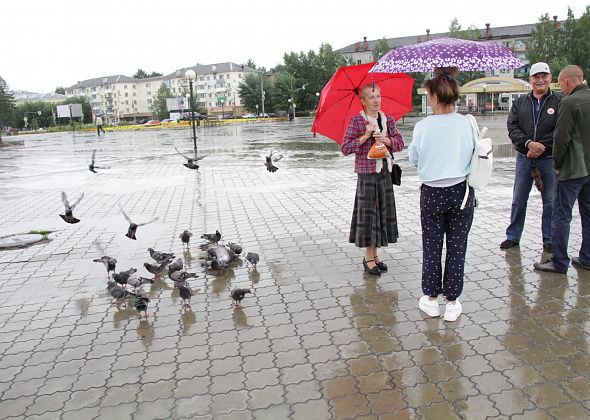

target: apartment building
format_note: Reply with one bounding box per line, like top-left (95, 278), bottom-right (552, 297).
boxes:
top-left (65, 62), bottom-right (255, 122)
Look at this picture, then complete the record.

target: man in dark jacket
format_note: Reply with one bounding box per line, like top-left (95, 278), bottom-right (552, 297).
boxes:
top-left (535, 65), bottom-right (590, 273)
top-left (501, 62), bottom-right (563, 254)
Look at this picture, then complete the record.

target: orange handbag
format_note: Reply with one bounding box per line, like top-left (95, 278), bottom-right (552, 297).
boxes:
top-left (367, 141), bottom-right (388, 159)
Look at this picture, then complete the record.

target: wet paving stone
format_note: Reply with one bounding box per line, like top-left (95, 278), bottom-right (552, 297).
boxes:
top-left (0, 119), bottom-right (588, 418)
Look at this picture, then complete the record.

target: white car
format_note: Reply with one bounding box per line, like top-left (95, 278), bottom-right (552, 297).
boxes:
top-left (242, 113), bottom-right (257, 119)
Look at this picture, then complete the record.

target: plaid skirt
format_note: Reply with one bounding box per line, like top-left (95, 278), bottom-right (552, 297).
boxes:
top-left (349, 167), bottom-right (398, 248)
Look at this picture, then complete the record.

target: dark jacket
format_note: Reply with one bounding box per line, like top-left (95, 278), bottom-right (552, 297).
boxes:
top-left (553, 83), bottom-right (590, 180)
top-left (507, 89), bottom-right (563, 159)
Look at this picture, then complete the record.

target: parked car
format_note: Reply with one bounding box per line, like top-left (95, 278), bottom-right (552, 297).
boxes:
top-left (258, 113), bottom-right (269, 118)
top-left (144, 120), bottom-right (161, 125)
top-left (160, 119), bottom-right (176, 124)
top-left (136, 118), bottom-right (148, 124)
top-left (180, 112), bottom-right (205, 121)
top-left (242, 113), bottom-right (257, 119)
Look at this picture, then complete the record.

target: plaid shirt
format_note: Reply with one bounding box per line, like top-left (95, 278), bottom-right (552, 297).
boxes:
top-left (341, 114), bottom-right (405, 174)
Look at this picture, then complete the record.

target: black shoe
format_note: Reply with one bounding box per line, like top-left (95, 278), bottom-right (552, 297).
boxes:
top-left (533, 259), bottom-right (567, 274)
top-left (500, 239), bottom-right (519, 250)
top-left (543, 243), bottom-right (554, 253)
top-left (375, 259), bottom-right (388, 272)
top-left (363, 259), bottom-right (381, 275)
top-left (572, 257), bottom-right (590, 270)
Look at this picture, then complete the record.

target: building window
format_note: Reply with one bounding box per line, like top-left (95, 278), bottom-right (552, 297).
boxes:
top-left (206, 76), bottom-right (210, 81)
top-left (125, 100), bottom-right (129, 105)
top-left (226, 74), bottom-right (230, 79)
top-left (134, 100), bottom-right (137, 104)
top-left (124, 85), bottom-right (127, 89)
top-left (238, 74), bottom-right (242, 78)
top-left (133, 85), bottom-right (136, 89)
top-left (146, 83), bottom-right (150, 87)
top-left (147, 99), bottom-right (152, 104)
top-left (147, 91), bottom-right (151, 96)
top-left (357, 59), bottom-right (362, 64)
top-left (125, 92), bottom-right (128, 97)
top-left (133, 92), bottom-right (136, 97)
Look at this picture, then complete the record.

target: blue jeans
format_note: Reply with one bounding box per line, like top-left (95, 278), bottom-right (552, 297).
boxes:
top-left (551, 175), bottom-right (590, 272)
top-left (506, 154), bottom-right (556, 245)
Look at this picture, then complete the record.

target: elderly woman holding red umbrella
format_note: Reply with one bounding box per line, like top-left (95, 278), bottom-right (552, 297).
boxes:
top-left (341, 83), bottom-right (405, 275)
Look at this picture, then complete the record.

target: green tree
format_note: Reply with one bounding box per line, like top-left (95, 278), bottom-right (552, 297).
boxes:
top-left (526, 13), bottom-right (569, 81)
top-left (245, 59), bottom-right (257, 69)
top-left (372, 38), bottom-right (390, 61)
top-left (152, 84), bottom-right (173, 119)
top-left (133, 69), bottom-right (163, 79)
top-left (271, 71), bottom-right (297, 111)
top-left (0, 76), bottom-right (16, 143)
top-left (237, 73), bottom-right (274, 113)
top-left (55, 86), bottom-right (65, 94)
top-left (567, 6), bottom-right (590, 79)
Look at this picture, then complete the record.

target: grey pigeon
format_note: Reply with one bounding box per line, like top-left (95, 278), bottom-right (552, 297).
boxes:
top-left (170, 270), bottom-right (198, 285)
top-left (178, 282), bottom-right (196, 310)
top-left (148, 248), bottom-right (175, 263)
top-left (201, 230), bottom-right (221, 243)
top-left (265, 151), bottom-right (283, 173)
top-left (179, 230), bottom-right (193, 247)
top-left (60, 191), bottom-right (84, 224)
top-left (226, 242), bottom-right (243, 255)
top-left (231, 288), bottom-right (251, 309)
top-left (246, 252), bottom-right (260, 270)
top-left (144, 261), bottom-right (168, 276)
top-left (120, 206), bottom-right (158, 240)
top-left (200, 243), bottom-right (236, 270)
top-left (107, 281), bottom-right (136, 304)
top-left (167, 258), bottom-right (184, 276)
top-left (113, 268), bottom-right (137, 289)
top-left (175, 147), bottom-right (208, 170)
top-left (134, 295), bottom-right (150, 319)
top-left (127, 273), bottom-right (155, 290)
top-left (93, 256), bottom-right (117, 278)
top-left (88, 149), bottom-right (110, 173)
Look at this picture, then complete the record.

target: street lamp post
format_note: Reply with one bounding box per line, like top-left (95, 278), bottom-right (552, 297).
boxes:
top-left (185, 69), bottom-right (197, 154)
top-left (255, 104), bottom-right (259, 117)
top-left (221, 100), bottom-right (225, 119)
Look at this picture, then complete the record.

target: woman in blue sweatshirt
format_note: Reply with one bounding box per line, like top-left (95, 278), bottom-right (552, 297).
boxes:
top-left (409, 67), bottom-right (475, 322)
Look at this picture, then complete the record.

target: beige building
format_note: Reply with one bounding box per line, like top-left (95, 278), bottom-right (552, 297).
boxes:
top-left (65, 62), bottom-right (255, 122)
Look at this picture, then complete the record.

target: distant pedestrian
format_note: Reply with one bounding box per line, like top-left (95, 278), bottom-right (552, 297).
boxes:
top-left (500, 62), bottom-right (562, 254)
top-left (341, 83), bottom-right (404, 276)
top-left (534, 65), bottom-right (590, 273)
top-left (409, 67), bottom-right (474, 322)
top-left (96, 115), bottom-right (105, 136)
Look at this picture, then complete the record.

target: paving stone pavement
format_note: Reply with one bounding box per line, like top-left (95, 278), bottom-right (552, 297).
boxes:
top-left (0, 118), bottom-right (588, 419)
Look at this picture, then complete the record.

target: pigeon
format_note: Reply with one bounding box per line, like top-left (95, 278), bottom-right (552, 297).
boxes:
top-left (179, 230), bottom-right (193, 247)
top-left (127, 273), bottom-right (155, 290)
top-left (245, 252), bottom-right (260, 270)
top-left (170, 270), bottom-right (198, 284)
top-left (231, 288), bottom-right (251, 309)
top-left (113, 268), bottom-right (137, 289)
top-left (167, 258), bottom-right (184, 275)
top-left (175, 147), bottom-right (208, 170)
top-left (178, 282), bottom-right (196, 310)
top-left (265, 151), bottom-right (283, 173)
top-left (201, 230), bottom-right (221, 243)
top-left (148, 248), bottom-right (175, 264)
top-left (93, 256), bottom-right (117, 278)
top-left (88, 149), bottom-right (110, 173)
top-left (120, 206), bottom-right (159, 240)
top-left (134, 295), bottom-right (150, 319)
top-left (59, 191), bottom-right (84, 224)
top-left (107, 281), bottom-right (136, 304)
top-left (200, 243), bottom-right (237, 270)
top-left (226, 242), bottom-right (243, 255)
top-left (143, 261), bottom-right (168, 276)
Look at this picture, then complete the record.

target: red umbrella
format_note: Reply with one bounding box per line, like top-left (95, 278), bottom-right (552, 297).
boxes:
top-left (312, 63), bottom-right (414, 144)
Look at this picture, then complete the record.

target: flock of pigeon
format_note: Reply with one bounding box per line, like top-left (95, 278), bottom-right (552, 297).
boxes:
top-left (57, 147), bottom-right (265, 320)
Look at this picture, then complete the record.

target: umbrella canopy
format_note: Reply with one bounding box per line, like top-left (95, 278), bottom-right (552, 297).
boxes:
top-left (370, 37), bottom-right (524, 73)
top-left (312, 63), bottom-right (414, 144)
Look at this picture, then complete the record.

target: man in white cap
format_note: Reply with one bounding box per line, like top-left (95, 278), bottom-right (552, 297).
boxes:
top-left (500, 62), bottom-right (563, 255)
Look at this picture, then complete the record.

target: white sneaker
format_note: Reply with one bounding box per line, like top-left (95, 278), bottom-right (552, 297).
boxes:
top-left (419, 296), bottom-right (440, 317)
top-left (443, 299), bottom-right (462, 322)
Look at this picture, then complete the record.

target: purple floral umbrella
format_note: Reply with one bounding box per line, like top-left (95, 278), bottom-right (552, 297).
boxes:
top-left (369, 37), bottom-right (524, 73)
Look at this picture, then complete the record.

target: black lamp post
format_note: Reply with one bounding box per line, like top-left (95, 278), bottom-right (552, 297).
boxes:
top-left (185, 69), bottom-right (197, 154)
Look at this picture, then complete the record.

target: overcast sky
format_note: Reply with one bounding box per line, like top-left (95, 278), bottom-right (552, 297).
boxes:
top-left (1, 0), bottom-right (587, 92)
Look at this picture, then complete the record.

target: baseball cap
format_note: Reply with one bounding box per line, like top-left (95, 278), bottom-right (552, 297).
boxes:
top-left (530, 62), bottom-right (551, 76)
